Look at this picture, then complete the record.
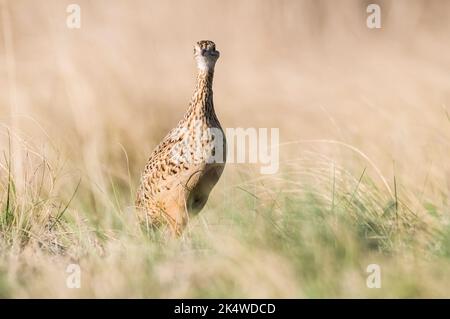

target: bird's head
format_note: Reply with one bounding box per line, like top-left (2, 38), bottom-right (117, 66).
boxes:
top-left (194, 40), bottom-right (220, 71)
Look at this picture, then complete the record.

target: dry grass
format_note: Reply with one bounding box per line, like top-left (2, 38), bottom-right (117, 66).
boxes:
top-left (0, 0), bottom-right (450, 297)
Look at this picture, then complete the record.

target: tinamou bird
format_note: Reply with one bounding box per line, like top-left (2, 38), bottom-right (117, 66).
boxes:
top-left (136, 40), bottom-right (226, 236)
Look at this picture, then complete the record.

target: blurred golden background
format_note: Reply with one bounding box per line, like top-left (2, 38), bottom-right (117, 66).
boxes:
top-left (2, 0), bottom-right (449, 195)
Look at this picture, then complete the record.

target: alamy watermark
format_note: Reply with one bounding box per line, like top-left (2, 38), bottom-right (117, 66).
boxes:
top-left (67, 3), bottom-right (381, 30)
top-left (366, 264), bottom-right (381, 288)
top-left (366, 4), bottom-right (381, 29)
top-left (66, 4), bottom-right (81, 29)
top-left (170, 122), bottom-right (280, 175)
top-left (66, 263), bottom-right (81, 289)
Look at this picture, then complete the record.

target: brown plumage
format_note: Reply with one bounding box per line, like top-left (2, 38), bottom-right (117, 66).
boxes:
top-left (136, 40), bottom-right (226, 236)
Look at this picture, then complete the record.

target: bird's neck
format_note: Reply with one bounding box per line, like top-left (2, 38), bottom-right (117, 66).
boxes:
top-left (186, 68), bottom-right (215, 119)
